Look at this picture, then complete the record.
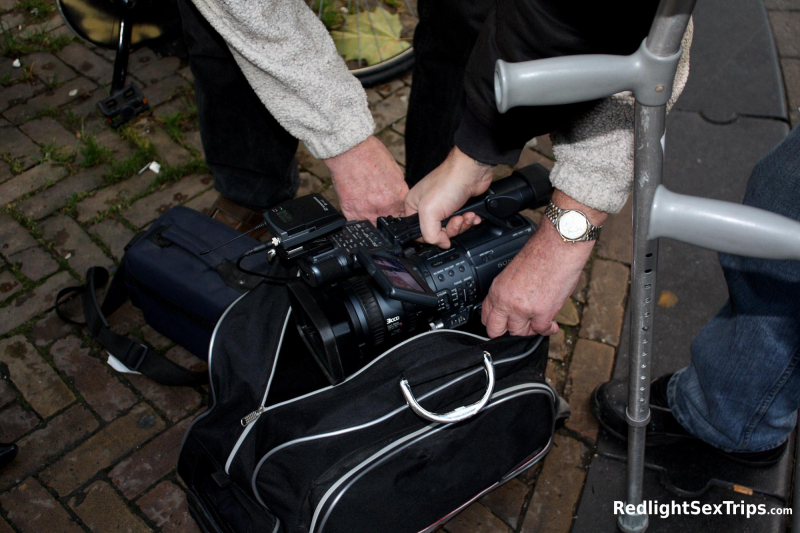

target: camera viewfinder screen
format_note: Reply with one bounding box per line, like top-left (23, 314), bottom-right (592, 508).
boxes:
top-left (371, 255), bottom-right (426, 293)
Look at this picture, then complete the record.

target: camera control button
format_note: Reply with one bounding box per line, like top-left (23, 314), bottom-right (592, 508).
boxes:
top-left (437, 274), bottom-right (445, 281)
top-left (459, 265), bottom-right (465, 272)
top-left (448, 270), bottom-right (454, 277)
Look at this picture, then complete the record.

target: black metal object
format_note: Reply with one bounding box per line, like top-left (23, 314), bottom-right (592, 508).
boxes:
top-left (97, 8), bottom-right (149, 128)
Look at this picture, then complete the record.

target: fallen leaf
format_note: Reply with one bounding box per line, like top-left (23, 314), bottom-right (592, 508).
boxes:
top-left (330, 9), bottom-right (410, 66)
top-left (657, 290), bottom-right (679, 308)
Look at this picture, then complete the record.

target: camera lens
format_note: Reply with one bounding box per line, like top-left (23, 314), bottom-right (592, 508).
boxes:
top-left (287, 276), bottom-right (428, 384)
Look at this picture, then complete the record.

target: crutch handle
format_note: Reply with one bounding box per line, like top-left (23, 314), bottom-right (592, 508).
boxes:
top-left (649, 185), bottom-right (800, 261)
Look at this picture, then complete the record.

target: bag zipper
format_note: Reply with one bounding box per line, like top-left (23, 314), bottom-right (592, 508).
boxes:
top-left (241, 406), bottom-right (267, 427)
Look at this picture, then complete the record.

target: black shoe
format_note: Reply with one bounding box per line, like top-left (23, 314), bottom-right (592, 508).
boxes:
top-left (0, 443), bottom-right (18, 469)
top-left (591, 374), bottom-right (788, 468)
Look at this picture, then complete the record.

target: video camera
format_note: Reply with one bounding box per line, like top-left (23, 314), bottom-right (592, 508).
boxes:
top-left (260, 164), bottom-right (553, 384)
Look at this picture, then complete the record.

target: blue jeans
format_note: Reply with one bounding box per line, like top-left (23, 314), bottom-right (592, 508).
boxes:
top-left (669, 125), bottom-right (800, 453)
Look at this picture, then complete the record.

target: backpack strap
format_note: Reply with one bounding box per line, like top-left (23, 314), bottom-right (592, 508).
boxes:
top-left (60, 266), bottom-right (207, 387)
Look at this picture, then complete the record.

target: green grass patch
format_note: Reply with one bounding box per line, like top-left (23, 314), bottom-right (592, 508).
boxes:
top-left (0, 152), bottom-right (25, 175)
top-left (38, 142), bottom-right (75, 167)
top-left (104, 142), bottom-right (157, 184)
top-left (16, 0), bottom-right (56, 22)
top-left (79, 133), bottom-right (112, 168)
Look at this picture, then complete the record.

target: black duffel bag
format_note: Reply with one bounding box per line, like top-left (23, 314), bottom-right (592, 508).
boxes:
top-left (178, 281), bottom-right (568, 533)
top-left (57, 206), bottom-right (278, 386)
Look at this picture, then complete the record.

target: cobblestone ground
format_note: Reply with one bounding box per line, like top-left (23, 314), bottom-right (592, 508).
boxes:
top-left (0, 1), bottom-right (797, 532)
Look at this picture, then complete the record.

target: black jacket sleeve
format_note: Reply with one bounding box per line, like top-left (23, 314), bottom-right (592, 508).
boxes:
top-left (454, 0), bottom-right (660, 166)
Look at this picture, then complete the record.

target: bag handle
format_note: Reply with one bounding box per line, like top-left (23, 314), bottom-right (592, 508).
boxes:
top-left (78, 266), bottom-right (207, 386)
top-left (400, 351), bottom-right (495, 424)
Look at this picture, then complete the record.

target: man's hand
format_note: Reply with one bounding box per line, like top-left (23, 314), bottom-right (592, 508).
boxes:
top-left (325, 136), bottom-right (408, 225)
top-left (481, 190), bottom-right (608, 338)
top-left (404, 146), bottom-right (494, 248)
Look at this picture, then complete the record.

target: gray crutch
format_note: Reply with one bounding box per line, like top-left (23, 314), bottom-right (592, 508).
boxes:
top-left (494, 0), bottom-right (800, 530)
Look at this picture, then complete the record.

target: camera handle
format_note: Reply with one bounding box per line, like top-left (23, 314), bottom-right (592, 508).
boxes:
top-left (400, 352), bottom-right (495, 424)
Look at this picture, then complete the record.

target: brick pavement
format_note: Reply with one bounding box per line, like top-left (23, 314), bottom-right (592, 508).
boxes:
top-left (0, 1), bottom-right (795, 532)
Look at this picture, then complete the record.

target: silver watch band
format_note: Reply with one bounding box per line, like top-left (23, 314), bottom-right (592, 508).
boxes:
top-left (545, 202), bottom-right (602, 242)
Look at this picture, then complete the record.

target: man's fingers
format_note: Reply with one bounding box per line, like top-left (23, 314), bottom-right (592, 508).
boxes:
top-left (418, 206), bottom-right (451, 248)
top-left (444, 215), bottom-right (463, 238)
top-left (507, 315), bottom-right (532, 337)
top-left (484, 309), bottom-right (509, 338)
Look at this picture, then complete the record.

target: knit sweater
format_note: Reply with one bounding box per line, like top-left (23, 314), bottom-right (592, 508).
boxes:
top-left (189, 0), bottom-right (691, 214)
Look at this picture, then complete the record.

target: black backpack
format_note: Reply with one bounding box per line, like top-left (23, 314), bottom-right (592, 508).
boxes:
top-left (178, 281), bottom-right (568, 533)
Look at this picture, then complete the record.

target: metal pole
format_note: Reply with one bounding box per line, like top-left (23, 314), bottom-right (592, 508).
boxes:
top-left (111, 11), bottom-right (132, 94)
top-left (619, 1), bottom-right (696, 531)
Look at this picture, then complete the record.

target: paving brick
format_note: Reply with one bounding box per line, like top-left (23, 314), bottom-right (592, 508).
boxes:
top-left (0, 517), bottom-right (12, 533)
top-left (446, 502), bottom-right (509, 533)
top-left (69, 481), bottom-right (150, 533)
top-left (19, 117), bottom-right (77, 148)
top-left (25, 52), bottom-right (77, 86)
top-left (0, 403), bottom-right (38, 442)
top-left (375, 78), bottom-right (405, 98)
top-left (564, 339), bottom-right (615, 440)
top-left (391, 116), bottom-right (406, 135)
top-left (123, 173), bottom-right (213, 228)
top-left (0, 377), bottom-right (16, 409)
top-left (184, 129), bottom-right (203, 156)
top-left (371, 85), bottom-right (409, 131)
top-left (183, 187), bottom-right (217, 214)
top-left (0, 81), bottom-right (43, 112)
top-left (74, 172), bottom-right (151, 222)
top-left (177, 65), bottom-right (194, 82)
top-left (545, 359), bottom-right (565, 394)
top-left (55, 43), bottom-right (113, 82)
top-left (41, 214), bottom-right (113, 274)
top-left (0, 405), bottom-right (97, 491)
top-left (769, 11), bottom-right (800, 58)
top-left (90, 126), bottom-right (135, 161)
top-left (7, 245), bottom-right (59, 280)
top-left (142, 74), bottom-right (190, 107)
top-left (366, 87), bottom-right (382, 106)
top-left (0, 161), bottom-right (13, 184)
top-left (17, 12), bottom-right (65, 37)
top-left (0, 214), bottom-right (44, 256)
top-left (51, 336), bottom-right (137, 421)
top-left (0, 161), bottom-right (68, 202)
top-left (297, 142), bottom-right (330, 179)
top-left (2, 77), bottom-right (96, 124)
top-left (579, 259), bottom-right (629, 346)
top-left (30, 310), bottom-right (74, 347)
top-left (88, 218), bottom-right (135, 261)
top-left (137, 481), bottom-right (201, 533)
top-left (136, 56), bottom-right (181, 84)
top-left (165, 345), bottom-right (207, 373)
top-left (40, 403), bottom-right (165, 496)
top-left (0, 126), bottom-right (40, 170)
top-left (571, 269), bottom-right (589, 303)
top-left (0, 477), bottom-right (82, 533)
top-left (516, 147), bottom-right (554, 170)
top-left (0, 12), bottom-right (22, 31)
top-left (765, 0), bottom-right (800, 8)
top-left (782, 58), bottom-right (800, 129)
top-left (548, 329), bottom-right (568, 361)
top-left (0, 271), bottom-right (74, 334)
top-left (110, 416), bottom-right (193, 499)
top-left (108, 300), bottom-right (146, 336)
top-left (0, 335), bottom-right (74, 417)
top-left (377, 128), bottom-right (406, 166)
top-left (521, 435), bottom-right (586, 533)
top-left (127, 47), bottom-right (158, 73)
top-left (596, 197), bottom-right (632, 264)
top-left (127, 373), bottom-right (202, 423)
top-left (140, 324), bottom-right (172, 351)
top-left (554, 298), bottom-right (579, 326)
top-left (493, 164), bottom-right (515, 180)
top-left (526, 135), bottom-right (554, 159)
top-left (480, 478), bottom-right (528, 529)
top-left (145, 128), bottom-right (193, 167)
top-left (17, 166), bottom-right (105, 219)
top-left (0, 269), bottom-right (21, 299)
top-left (294, 171), bottom-right (324, 197)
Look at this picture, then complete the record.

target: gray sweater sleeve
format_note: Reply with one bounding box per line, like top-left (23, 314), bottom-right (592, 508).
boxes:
top-left (548, 21), bottom-right (693, 214)
top-left (188, 0), bottom-right (375, 160)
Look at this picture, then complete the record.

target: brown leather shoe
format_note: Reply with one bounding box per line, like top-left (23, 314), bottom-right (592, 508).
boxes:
top-left (208, 195), bottom-right (270, 240)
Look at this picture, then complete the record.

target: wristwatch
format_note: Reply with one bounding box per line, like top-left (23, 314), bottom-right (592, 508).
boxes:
top-left (545, 202), bottom-right (602, 242)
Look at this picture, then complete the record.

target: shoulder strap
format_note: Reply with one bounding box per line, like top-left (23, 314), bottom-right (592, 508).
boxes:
top-left (77, 266), bottom-right (207, 387)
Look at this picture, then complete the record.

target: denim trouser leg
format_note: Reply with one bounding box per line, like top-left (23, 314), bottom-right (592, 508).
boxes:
top-left (177, 0), bottom-right (299, 211)
top-left (669, 125), bottom-right (800, 453)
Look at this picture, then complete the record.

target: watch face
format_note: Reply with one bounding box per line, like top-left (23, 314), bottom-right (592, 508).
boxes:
top-left (557, 210), bottom-right (588, 240)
